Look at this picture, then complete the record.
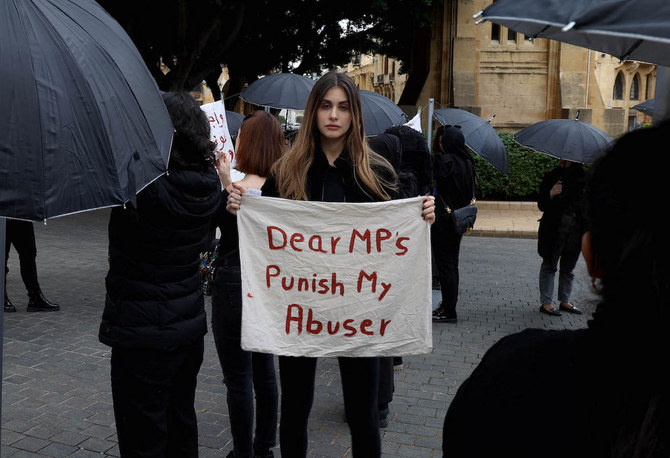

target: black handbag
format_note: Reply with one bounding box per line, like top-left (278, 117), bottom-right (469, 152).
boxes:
top-left (437, 179), bottom-right (478, 236)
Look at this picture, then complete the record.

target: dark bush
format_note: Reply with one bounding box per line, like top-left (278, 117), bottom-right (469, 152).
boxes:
top-left (472, 131), bottom-right (558, 201)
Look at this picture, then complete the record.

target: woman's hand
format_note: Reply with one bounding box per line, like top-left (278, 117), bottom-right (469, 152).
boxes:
top-left (216, 152), bottom-right (233, 191)
top-left (226, 182), bottom-right (249, 215)
top-left (422, 195), bottom-right (436, 225)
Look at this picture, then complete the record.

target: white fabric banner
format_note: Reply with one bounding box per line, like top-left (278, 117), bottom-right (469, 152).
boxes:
top-left (237, 195), bottom-right (432, 357)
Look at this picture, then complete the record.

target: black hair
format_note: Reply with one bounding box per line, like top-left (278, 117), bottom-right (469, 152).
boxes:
top-left (161, 92), bottom-right (216, 173)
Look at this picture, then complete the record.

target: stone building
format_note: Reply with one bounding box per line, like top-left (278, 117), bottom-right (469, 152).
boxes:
top-left (403, 0), bottom-right (656, 136)
top-left (341, 54), bottom-right (408, 103)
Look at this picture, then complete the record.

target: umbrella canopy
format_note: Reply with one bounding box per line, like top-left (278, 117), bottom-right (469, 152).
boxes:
top-left (240, 73), bottom-right (316, 110)
top-left (0, 0), bottom-right (172, 221)
top-left (514, 119), bottom-right (613, 164)
top-left (226, 110), bottom-right (245, 136)
top-left (433, 108), bottom-right (509, 174)
top-left (478, 0), bottom-right (670, 66)
top-left (359, 90), bottom-right (408, 137)
top-left (633, 98), bottom-right (656, 117)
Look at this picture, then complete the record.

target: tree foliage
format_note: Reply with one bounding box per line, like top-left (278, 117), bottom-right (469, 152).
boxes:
top-left (98, 0), bottom-right (434, 106)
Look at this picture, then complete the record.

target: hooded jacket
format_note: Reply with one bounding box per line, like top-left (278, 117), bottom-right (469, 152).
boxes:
top-left (99, 168), bottom-right (221, 350)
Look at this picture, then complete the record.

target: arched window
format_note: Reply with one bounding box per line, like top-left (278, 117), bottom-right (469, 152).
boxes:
top-left (630, 73), bottom-right (640, 100)
top-left (613, 72), bottom-right (624, 100)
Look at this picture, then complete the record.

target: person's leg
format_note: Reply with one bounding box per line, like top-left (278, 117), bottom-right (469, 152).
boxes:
top-left (111, 347), bottom-right (172, 457)
top-left (278, 356), bottom-right (317, 457)
top-left (251, 351), bottom-right (278, 456)
top-left (538, 256), bottom-right (558, 306)
top-left (557, 227), bottom-right (583, 305)
top-left (167, 339), bottom-right (204, 458)
top-left (377, 356), bottom-right (394, 427)
top-left (339, 356), bottom-right (381, 457)
top-left (211, 267), bottom-right (256, 457)
top-left (432, 218), bottom-right (462, 321)
top-left (6, 220), bottom-right (39, 291)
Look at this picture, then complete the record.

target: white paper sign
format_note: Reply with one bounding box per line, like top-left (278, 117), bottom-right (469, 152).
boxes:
top-left (237, 195), bottom-right (432, 357)
top-left (200, 100), bottom-right (244, 182)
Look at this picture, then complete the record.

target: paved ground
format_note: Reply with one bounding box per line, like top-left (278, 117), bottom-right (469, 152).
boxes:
top-left (1, 207), bottom-right (594, 457)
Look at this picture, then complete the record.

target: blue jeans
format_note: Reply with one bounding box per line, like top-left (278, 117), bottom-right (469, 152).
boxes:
top-left (539, 215), bottom-right (582, 305)
top-left (211, 264), bottom-right (278, 458)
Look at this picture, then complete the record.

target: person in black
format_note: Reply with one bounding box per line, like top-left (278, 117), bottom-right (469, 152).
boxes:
top-left (431, 125), bottom-right (476, 324)
top-left (442, 120), bottom-right (670, 458)
top-left (99, 92), bottom-right (220, 457)
top-left (537, 159), bottom-right (587, 316)
top-left (211, 111), bottom-right (284, 458)
top-left (4, 219), bottom-right (60, 312)
top-left (227, 71), bottom-right (436, 458)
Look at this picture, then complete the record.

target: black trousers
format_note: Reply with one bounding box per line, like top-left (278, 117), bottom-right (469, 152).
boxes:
top-left (430, 215), bottom-right (463, 315)
top-left (110, 339), bottom-right (204, 458)
top-left (4, 219), bottom-right (39, 292)
top-left (278, 355), bottom-right (381, 457)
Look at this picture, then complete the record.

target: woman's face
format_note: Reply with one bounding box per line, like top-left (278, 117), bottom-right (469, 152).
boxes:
top-left (316, 86), bottom-right (352, 142)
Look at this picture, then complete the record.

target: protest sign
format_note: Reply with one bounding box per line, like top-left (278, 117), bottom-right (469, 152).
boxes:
top-left (237, 195), bottom-right (432, 357)
top-left (200, 100), bottom-right (244, 181)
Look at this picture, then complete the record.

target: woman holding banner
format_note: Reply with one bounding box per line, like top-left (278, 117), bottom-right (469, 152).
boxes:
top-left (227, 71), bottom-right (435, 457)
top-left (212, 111), bottom-right (285, 458)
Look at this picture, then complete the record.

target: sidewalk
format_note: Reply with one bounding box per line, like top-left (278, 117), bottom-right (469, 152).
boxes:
top-left (471, 201), bottom-right (541, 239)
top-left (2, 205), bottom-right (589, 457)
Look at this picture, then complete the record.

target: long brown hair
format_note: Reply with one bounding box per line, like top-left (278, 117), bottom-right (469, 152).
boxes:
top-left (235, 111), bottom-right (285, 177)
top-left (272, 71), bottom-right (396, 200)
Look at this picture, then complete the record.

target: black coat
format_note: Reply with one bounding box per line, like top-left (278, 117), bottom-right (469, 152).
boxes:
top-left (432, 151), bottom-right (476, 219)
top-left (99, 168), bottom-right (221, 350)
top-left (262, 145), bottom-right (398, 203)
top-left (537, 164), bottom-right (587, 258)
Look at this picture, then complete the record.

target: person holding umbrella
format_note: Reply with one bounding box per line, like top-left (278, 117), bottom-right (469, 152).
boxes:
top-left (99, 92), bottom-right (221, 457)
top-left (537, 158), bottom-right (587, 316)
top-left (431, 125), bottom-right (477, 324)
top-left (227, 71), bottom-right (436, 457)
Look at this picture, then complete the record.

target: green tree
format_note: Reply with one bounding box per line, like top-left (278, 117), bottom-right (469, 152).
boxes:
top-left (98, 0), bottom-right (434, 107)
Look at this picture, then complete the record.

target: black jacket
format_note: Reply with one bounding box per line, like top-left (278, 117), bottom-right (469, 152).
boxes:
top-left (100, 168), bottom-right (221, 350)
top-left (537, 164), bottom-right (587, 258)
top-left (262, 145), bottom-right (398, 203)
top-left (432, 151), bottom-right (476, 218)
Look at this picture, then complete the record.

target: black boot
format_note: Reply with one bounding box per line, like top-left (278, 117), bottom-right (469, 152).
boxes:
top-left (27, 289), bottom-right (60, 312)
top-left (4, 292), bottom-right (16, 313)
top-left (432, 303), bottom-right (457, 323)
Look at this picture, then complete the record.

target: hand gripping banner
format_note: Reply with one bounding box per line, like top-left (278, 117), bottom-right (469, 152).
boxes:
top-left (236, 194), bottom-right (432, 357)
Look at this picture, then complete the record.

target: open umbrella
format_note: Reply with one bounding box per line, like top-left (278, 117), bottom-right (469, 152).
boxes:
top-left (226, 110), bottom-right (245, 136)
top-left (240, 73), bottom-right (316, 110)
top-left (433, 108), bottom-right (509, 174)
top-left (514, 119), bottom-right (613, 164)
top-left (633, 98), bottom-right (657, 117)
top-left (477, 0), bottom-right (670, 66)
top-left (0, 0), bottom-right (172, 222)
top-left (360, 90), bottom-right (408, 137)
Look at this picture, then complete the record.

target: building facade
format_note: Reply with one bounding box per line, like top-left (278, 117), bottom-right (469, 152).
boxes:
top-left (412, 0), bottom-right (656, 136)
top-left (342, 54), bottom-right (408, 103)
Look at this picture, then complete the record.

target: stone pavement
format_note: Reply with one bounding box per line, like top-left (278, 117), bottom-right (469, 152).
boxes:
top-left (1, 204), bottom-right (593, 457)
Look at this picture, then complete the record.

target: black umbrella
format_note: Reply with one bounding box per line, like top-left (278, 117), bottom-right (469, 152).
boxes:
top-left (360, 90), bottom-right (408, 137)
top-left (0, 0), bottom-right (172, 222)
top-left (514, 119), bottom-right (613, 164)
top-left (433, 108), bottom-right (509, 174)
top-left (477, 0), bottom-right (670, 66)
top-left (226, 110), bottom-right (245, 136)
top-left (633, 98), bottom-right (657, 117)
top-left (240, 73), bottom-right (316, 110)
